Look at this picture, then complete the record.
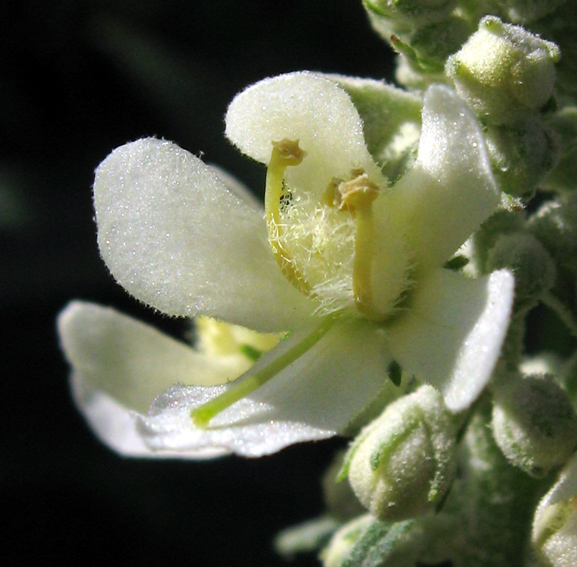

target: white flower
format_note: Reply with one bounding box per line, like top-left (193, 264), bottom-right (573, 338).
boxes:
top-left (58, 72), bottom-right (513, 458)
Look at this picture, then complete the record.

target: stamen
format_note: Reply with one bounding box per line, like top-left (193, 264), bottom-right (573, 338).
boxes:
top-left (265, 139), bottom-right (311, 295)
top-left (338, 174), bottom-right (386, 322)
top-left (191, 316), bottom-right (336, 428)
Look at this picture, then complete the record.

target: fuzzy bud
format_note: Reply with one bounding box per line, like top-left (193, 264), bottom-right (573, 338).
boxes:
top-left (343, 386), bottom-right (457, 522)
top-left (364, 0), bottom-right (457, 31)
top-left (542, 107), bottom-right (577, 193)
top-left (446, 16), bottom-right (560, 125)
top-left (487, 232), bottom-right (556, 314)
top-left (321, 514), bottom-right (374, 567)
top-left (492, 374), bottom-right (577, 478)
top-left (484, 118), bottom-right (558, 198)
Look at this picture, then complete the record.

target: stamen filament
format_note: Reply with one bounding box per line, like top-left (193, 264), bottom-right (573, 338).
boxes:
top-left (191, 316), bottom-right (337, 428)
top-left (353, 205), bottom-right (377, 319)
top-left (337, 173), bottom-right (385, 322)
top-left (265, 139), bottom-right (311, 295)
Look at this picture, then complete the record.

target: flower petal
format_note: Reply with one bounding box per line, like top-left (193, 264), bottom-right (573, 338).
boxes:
top-left (386, 269), bottom-right (514, 412)
top-left (94, 138), bottom-right (315, 332)
top-left (138, 319), bottom-right (396, 457)
top-left (57, 301), bottom-right (256, 456)
top-left (387, 84), bottom-right (499, 274)
top-left (225, 72), bottom-right (383, 197)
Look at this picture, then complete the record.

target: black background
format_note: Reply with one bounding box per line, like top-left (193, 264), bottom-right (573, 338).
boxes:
top-left (1, 2), bottom-right (395, 566)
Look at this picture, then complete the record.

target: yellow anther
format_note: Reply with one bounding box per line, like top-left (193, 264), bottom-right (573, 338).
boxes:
top-left (271, 139), bottom-right (306, 166)
top-left (338, 173), bottom-right (380, 211)
top-left (265, 139), bottom-right (311, 295)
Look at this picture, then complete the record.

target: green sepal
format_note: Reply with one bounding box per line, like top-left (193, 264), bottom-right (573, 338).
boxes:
top-left (338, 518), bottom-right (416, 567)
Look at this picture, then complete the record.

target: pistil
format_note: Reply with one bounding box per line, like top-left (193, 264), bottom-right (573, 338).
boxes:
top-left (191, 316), bottom-right (336, 428)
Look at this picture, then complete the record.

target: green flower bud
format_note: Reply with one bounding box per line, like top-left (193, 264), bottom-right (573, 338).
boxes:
top-left (472, 209), bottom-right (526, 272)
top-left (500, 0), bottom-right (567, 24)
top-left (446, 16), bottom-right (560, 125)
top-left (343, 386), bottom-right (457, 522)
top-left (410, 15), bottom-right (473, 73)
top-left (485, 118), bottom-right (558, 198)
top-left (492, 374), bottom-right (577, 477)
top-left (487, 232), bottom-right (556, 313)
top-left (529, 195), bottom-right (577, 280)
top-left (542, 107), bottom-right (577, 193)
top-left (321, 514), bottom-right (374, 567)
top-left (364, 0), bottom-right (457, 33)
top-left (532, 451), bottom-right (577, 567)
top-left (322, 450), bottom-right (366, 521)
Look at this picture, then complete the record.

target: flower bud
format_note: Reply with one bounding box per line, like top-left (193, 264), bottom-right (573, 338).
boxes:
top-left (499, 0), bottom-right (566, 25)
top-left (321, 514), bottom-right (374, 567)
top-left (364, 0), bottom-right (457, 32)
top-left (542, 108), bottom-right (577, 193)
top-left (344, 386), bottom-right (457, 522)
top-left (532, 451), bottom-right (577, 567)
top-left (486, 232), bottom-right (556, 314)
top-left (529, 195), bottom-right (577, 281)
top-left (484, 118), bottom-right (558, 198)
top-left (492, 374), bottom-right (577, 477)
top-left (446, 16), bottom-right (560, 125)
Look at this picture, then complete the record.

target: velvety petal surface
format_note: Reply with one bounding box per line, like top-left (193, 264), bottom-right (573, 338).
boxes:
top-left (94, 138), bottom-right (315, 332)
top-left (386, 85), bottom-right (499, 275)
top-left (58, 301), bottom-right (256, 456)
top-left (138, 319), bottom-right (395, 457)
top-left (385, 269), bottom-right (514, 412)
top-left (225, 72), bottom-right (383, 197)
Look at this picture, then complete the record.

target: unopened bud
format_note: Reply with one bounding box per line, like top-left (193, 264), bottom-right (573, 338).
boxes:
top-left (492, 374), bottom-right (577, 477)
top-left (500, 0), bottom-right (566, 25)
top-left (487, 232), bottom-right (556, 314)
top-left (542, 107), bottom-right (577, 193)
top-left (529, 195), bottom-right (577, 281)
top-left (484, 118), bottom-right (558, 198)
top-left (320, 514), bottom-right (374, 567)
top-left (364, 0), bottom-right (457, 31)
top-left (343, 386), bottom-right (457, 522)
top-left (446, 16), bottom-right (560, 125)
top-left (532, 451), bottom-right (577, 567)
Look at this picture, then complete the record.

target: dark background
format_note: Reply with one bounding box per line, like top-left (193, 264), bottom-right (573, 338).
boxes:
top-left (1, 1), bottom-right (394, 565)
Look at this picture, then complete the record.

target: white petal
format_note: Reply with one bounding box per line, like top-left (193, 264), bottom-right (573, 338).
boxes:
top-left (225, 72), bottom-right (382, 197)
top-left (58, 301), bottom-right (256, 457)
top-left (94, 138), bottom-right (315, 332)
top-left (139, 319), bottom-right (395, 457)
top-left (386, 269), bottom-right (514, 412)
top-left (388, 84), bottom-right (499, 274)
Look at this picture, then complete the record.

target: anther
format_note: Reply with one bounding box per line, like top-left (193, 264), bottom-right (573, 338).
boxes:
top-left (265, 139), bottom-right (311, 295)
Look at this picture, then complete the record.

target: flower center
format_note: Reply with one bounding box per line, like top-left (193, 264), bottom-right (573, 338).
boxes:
top-left (265, 139), bottom-right (389, 322)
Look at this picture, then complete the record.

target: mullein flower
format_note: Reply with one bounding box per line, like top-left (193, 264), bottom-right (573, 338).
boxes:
top-left (58, 72), bottom-right (513, 457)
